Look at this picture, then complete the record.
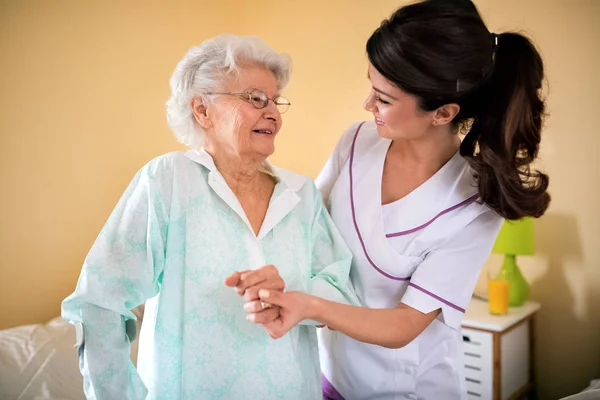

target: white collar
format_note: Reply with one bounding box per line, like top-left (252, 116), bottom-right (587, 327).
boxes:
top-left (184, 149), bottom-right (308, 192)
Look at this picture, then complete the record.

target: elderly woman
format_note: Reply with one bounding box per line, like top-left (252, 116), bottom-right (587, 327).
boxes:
top-left (61, 34), bottom-right (356, 400)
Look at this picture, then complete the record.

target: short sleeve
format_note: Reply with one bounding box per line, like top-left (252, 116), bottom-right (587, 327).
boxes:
top-left (316, 121), bottom-right (363, 208)
top-left (401, 209), bottom-right (504, 329)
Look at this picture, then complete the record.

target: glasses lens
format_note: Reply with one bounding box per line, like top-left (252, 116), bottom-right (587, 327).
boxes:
top-left (250, 90), bottom-right (269, 109)
top-left (274, 96), bottom-right (290, 114)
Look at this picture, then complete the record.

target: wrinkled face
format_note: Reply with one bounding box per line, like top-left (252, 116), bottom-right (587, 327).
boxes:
top-left (204, 65), bottom-right (282, 160)
top-left (363, 63), bottom-right (434, 141)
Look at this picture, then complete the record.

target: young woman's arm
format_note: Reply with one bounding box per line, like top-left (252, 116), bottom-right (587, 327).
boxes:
top-left (248, 290), bottom-right (439, 349)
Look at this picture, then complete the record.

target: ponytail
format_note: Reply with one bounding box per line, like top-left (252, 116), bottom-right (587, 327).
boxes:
top-left (460, 33), bottom-right (550, 219)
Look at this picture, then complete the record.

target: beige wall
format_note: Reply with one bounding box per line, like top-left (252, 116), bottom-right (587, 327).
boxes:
top-left (0, 1), bottom-right (598, 398)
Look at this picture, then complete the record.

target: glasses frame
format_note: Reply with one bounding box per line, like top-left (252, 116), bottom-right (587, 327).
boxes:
top-left (206, 89), bottom-right (291, 114)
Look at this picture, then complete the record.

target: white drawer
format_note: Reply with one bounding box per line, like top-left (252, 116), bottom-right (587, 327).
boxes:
top-left (466, 380), bottom-right (485, 399)
top-left (462, 328), bottom-right (493, 400)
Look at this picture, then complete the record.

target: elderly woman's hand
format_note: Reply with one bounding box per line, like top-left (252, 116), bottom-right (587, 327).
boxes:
top-left (224, 264), bottom-right (285, 300)
top-left (225, 265), bottom-right (286, 324)
top-left (246, 290), bottom-right (315, 339)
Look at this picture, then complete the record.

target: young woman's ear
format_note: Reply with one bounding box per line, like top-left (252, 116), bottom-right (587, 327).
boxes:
top-left (432, 103), bottom-right (461, 126)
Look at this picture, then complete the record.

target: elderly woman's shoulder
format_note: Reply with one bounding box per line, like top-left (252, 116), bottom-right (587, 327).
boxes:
top-left (272, 166), bottom-right (332, 212)
top-left (269, 164), bottom-right (311, 192)
top-left (139, 151), bottom-right (198, 177)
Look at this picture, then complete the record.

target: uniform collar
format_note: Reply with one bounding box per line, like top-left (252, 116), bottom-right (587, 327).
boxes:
top-left (351, 121), bottom-right (479, 237)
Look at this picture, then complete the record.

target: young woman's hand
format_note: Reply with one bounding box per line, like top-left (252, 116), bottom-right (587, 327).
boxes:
top-left (246, 290), bottom-right (316, 339)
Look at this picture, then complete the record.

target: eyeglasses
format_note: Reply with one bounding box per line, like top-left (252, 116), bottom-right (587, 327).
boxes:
top-left (206, 89), bottom-right (291, 114)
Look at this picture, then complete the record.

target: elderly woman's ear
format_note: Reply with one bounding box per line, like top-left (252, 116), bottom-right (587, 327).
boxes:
top-left (191, 97), bottom-right (212, 130)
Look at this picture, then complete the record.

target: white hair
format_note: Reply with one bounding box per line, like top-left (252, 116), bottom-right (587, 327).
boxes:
top-left (166, 34), bottom-right (292, 148)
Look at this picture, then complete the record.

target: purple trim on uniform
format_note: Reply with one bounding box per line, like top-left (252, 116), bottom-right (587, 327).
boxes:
top-left (322, 375), bottom-right (346, 400)
top-left (348, 121), bottom-right (472, 314)
top-left (385, 193), bottom-right (480, 238)
top-left (349, 122), bottom-right (410, 281)
top-left (408, 282), bottom-right (466, 313)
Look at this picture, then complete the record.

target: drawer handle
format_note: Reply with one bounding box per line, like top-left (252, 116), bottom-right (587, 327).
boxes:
top-left (465, 365), bottom-right (481, 371)
top-left (462, 335), bottom-right (481, 345)
top-left (464, 352), bottom-right (481, 358)
top-left (466, 378), bottom-right (481, 384)
top-left (467, 391), bottom-right (481, 397)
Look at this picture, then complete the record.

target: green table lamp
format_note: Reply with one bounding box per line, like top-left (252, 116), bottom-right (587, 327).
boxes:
top-left (492, 218), bottom-right (535, 307)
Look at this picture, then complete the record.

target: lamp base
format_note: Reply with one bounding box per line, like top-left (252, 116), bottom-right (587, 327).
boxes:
top-left (497, 254), bottom-right (529, 307)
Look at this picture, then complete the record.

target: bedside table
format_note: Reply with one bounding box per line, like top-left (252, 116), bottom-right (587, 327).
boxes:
top-left (461, 298), bottom-right (541, 400)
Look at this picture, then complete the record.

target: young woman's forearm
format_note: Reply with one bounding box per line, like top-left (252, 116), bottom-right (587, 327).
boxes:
top-left (308, 297), bottom-right (440, 349)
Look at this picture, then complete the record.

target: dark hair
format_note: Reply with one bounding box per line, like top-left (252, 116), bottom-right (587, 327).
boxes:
top-left (366, 0), bottom-right (550, 220)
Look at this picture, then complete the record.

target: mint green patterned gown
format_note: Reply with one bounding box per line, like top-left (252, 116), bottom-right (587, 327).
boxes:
top-left (62, 149), bottom-right (357, 400)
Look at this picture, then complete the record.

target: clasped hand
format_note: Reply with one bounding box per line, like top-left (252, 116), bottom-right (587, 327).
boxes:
top-left (224, 265), bottom-right (312, 338)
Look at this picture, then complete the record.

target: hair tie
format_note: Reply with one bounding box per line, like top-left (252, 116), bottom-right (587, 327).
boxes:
top-left (490, 32), bottom-right (499, 60)
top-left (491, 32), bottom-right (499, 44)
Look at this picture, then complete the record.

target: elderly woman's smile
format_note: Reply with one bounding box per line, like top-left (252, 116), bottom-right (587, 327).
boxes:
top-left (253, 128), bottom-right (274, 135)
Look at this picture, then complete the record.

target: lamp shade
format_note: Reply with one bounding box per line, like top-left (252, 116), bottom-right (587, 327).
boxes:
top-left (492, 217), bottom-right (535, 255)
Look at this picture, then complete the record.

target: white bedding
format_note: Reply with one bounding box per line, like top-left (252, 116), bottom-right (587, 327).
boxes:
top-left (0, 314), bottom-right (141, 400)
top-left (1, 315), bottom-right (597, 400)
top-left (0, 317), bottom-right (84, 400)
top-left (561, 380), bottom-right (600, 400)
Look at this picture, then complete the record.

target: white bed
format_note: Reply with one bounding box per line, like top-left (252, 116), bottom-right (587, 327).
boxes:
top-left (1, 311), bottom-right (597, 400)
top-left (0, 308), bottom-right (142, 400)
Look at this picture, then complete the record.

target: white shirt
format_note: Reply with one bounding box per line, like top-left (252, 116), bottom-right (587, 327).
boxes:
top-left (317, 121), bottom-right (503, 400)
